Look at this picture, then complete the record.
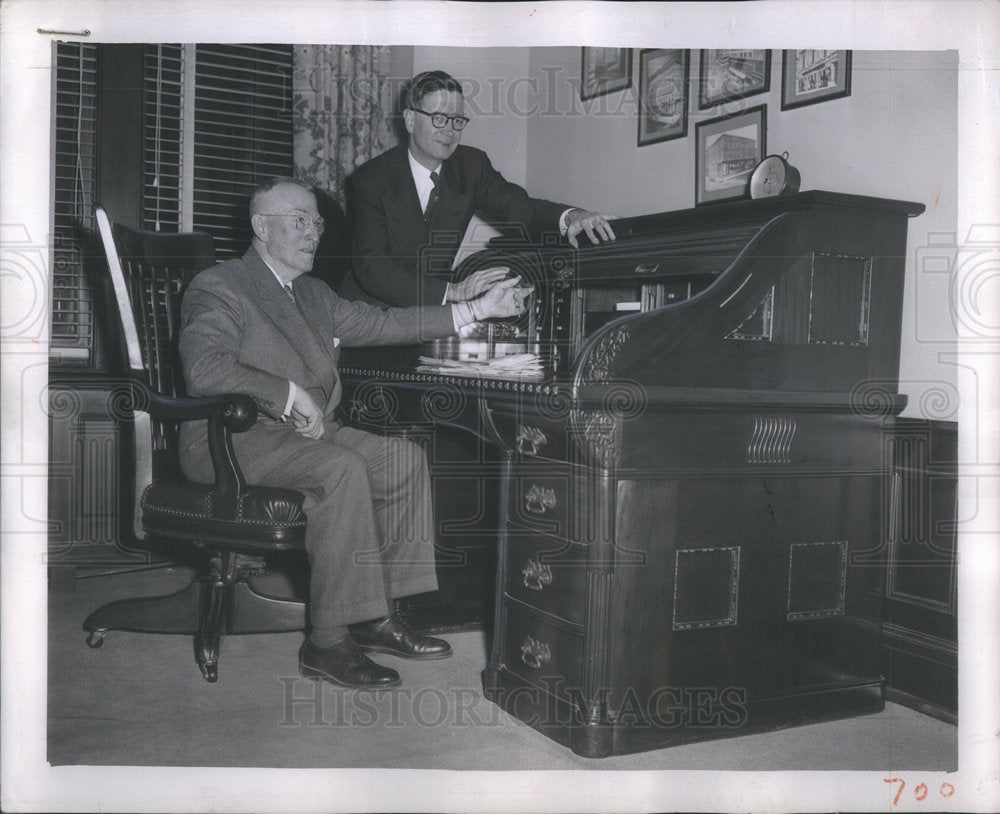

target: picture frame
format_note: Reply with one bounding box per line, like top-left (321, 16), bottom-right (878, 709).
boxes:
top-left (580, 47), bottom-right (632, 101)
top-left (698, 49), bottom-right (771, 110)
top-left (637, 49), bottom-right (690, 146)
top-left (781, 50), bottom-right (852, 110)
top-left (695, 104), bottom-right (766, 206)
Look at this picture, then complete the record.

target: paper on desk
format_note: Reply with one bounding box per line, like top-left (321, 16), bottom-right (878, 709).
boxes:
top-left (417, 353), bottom-right (546, 380)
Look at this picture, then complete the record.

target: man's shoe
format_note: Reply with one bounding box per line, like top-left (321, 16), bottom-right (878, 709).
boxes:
top-left (299, 637), bottom-right (401, 689)
top-left (350, 613), bottom-right (453, 660)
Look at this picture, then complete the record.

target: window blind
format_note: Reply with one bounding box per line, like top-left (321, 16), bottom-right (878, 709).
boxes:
top-left (192, 44), bottom-right (294, 258)
top-left (141, 44), bottom-right (183, 234)
top-left (51, 42), bottom-right (99, 362)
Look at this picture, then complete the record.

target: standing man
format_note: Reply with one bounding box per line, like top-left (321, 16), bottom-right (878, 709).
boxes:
top-left (341, 70), bottom-right (619, 307)
top-left (178, 177), bottom-right (527, 690)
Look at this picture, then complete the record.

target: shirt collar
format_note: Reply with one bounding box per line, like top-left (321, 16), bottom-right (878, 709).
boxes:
top-left (407, 147), bottom-right (441, 183)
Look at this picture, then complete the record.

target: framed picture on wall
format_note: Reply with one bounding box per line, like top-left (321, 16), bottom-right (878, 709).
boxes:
top-left (637, 49), bottom-right (689, 146)
top-left (698, 49), bottom-right (771, 109)
top-left (781, 50), bottom-right (852, 110)
top-left (695, 104), bottom-right (766, 205)
top-left (580, 47), bottom-right (632, 100)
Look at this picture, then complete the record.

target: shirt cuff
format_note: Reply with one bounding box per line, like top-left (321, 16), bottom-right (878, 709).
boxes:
top-left (282, 381), bottom-right (296, 420)
top-left (560, 207), bottom-right (582, 236)
top-left (452, 301), bottom-right (478, 330)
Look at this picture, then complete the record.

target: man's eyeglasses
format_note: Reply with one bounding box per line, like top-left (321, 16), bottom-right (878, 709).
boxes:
top-left (258, 213), bottom-right (325, 235)
top-left (409, 107), bottom-right (470, 131)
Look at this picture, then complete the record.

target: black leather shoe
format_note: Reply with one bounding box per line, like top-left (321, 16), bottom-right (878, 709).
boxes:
top-left (350, 613), bottom-right (453, 660)
top-left (299, 638), bottom-right (401, 690)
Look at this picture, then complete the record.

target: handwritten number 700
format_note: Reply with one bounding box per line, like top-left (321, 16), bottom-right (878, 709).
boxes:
top-left (884, 778), bottom-right (956, 806)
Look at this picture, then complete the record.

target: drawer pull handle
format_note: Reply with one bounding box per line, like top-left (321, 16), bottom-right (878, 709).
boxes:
top-left (525, 484), bottom-right (557, 515)
top-left (520, 636), bottom-right (551, 669)
top-left (517, 424), bottom-right (547, 457)
top-left (522, 558), bottom-right (553, 591)
top-left (635, 262), bottom-right (660, 275)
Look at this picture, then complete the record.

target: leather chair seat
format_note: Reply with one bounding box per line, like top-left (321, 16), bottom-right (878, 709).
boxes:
top-left (141, 478), bottom-right (307, 553)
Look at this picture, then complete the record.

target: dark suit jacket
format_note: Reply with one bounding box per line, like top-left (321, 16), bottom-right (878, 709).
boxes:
top-left (177, 246), bottom-right (456, 475)
top-left (342, 143), bottom-right (568, 307)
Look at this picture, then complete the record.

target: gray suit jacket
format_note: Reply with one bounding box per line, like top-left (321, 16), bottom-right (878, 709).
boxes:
top-left (177, 246), bottom-right (456, 477)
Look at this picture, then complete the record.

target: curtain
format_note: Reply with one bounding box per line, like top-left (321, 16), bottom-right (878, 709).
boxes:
top-left (292, 44), bottom-right (397, 207)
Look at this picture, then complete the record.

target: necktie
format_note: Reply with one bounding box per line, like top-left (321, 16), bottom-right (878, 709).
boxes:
top-left (284, 283), bottom-right (295, 304)
top-left (424, 171), bottom-right (440, 225)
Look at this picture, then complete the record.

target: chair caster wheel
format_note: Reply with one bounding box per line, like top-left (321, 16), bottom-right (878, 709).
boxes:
top-left (200, 662), bottom-right (219, 682)
top-left (86, 631), bottom-right (105, 648)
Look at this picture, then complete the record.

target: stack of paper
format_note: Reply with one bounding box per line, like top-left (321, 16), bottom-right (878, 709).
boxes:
top-left (417, 353), bottom-right (546, 381)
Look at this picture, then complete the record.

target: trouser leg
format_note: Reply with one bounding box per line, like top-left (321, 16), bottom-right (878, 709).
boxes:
top-left (328, 426), bottom-right (439, 603)
top-left (184, 424), bottom-right (439, 629)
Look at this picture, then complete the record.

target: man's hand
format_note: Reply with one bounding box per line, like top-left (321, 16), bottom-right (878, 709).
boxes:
top-left (289, 385), bottom-right (325, 439)
top-left (566, 209), bottom-right (619, 248)
top-left (447, 266), bottom-right (511, 302)
top-left (474, 276), bottom-right (532, 320)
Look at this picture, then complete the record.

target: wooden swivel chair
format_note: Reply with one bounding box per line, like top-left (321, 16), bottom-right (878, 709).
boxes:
top-left (83, 206), bottom-right (308, 681)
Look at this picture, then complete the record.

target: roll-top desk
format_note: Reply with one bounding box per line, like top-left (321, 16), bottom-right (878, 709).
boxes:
top-left (339, 191), bottom-right (925, 756)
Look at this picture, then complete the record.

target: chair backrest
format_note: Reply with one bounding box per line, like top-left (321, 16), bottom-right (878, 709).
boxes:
top-left (96, 206), bottom-right (216, 390)
top-left (95, 205), bottom-right (216, 538)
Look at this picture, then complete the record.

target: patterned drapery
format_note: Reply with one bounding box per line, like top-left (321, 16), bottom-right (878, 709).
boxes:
top-left (292, 44), bottom-right (398, 206)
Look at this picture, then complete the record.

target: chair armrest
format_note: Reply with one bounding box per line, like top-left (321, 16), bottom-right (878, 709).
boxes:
top-left (130, 378), bottom-right (258, 432)
top-left (129, 377), bottom-right (256, 496)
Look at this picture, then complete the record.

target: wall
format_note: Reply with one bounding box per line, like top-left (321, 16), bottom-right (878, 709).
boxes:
top-left (410, 47), bottom-right (959, 419)
top-left (413, 47), bottom-right (532, 187)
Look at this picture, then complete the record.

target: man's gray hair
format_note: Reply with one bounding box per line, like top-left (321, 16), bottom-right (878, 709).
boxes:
top-left (249, 176), bottom-right (315, 217)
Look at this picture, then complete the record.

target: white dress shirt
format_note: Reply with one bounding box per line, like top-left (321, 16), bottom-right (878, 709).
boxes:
top-left (408, 149), bottom-right (441, 215)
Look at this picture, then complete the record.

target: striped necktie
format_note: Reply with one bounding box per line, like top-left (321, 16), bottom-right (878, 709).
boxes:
top-left (284, 283), bottom-right (295, 303)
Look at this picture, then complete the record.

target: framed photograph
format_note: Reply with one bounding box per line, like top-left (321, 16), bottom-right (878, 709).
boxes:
top-left (698, 49), bottom-right (771, 109)
top-left (637, 49), bottom-right (690, 146)
top-left (781, 50), bottom-right (852, 110)
top-left (695, 104), bottom-right (766, 206)
top-left (580, 47), bottom-right (632, 101)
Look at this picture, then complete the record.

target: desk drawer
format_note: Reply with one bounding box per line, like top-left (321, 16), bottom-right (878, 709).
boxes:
top-left (507, 470), bottom-right (571, 535)
top-left (503, 603), bottom-right (584, 695)
top-left (504, 533), bottom-right (587, 625)
top-left (488, 407), bottom-right (572, 463)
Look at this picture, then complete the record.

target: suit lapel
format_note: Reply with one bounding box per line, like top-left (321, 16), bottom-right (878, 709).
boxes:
top-left (242, 250), bottom-right (334, 398)
top-left (434, 155), bottom-right (467, 226)
top-left (385, 145), bottom-right (429, 241)
top-left (384, 145), bottom-right (466, 234)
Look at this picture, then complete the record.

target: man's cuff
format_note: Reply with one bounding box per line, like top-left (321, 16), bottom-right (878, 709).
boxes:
top-left (282, 381), bottom-right (296, 421)
top-left (452, 301), bottom-right (479, 330)
top-left (560, 207), bottom-right (583, 236)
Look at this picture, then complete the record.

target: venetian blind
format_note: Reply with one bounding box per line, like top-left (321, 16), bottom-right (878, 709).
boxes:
top-left (192, 44), bottom-right (294, 258)
top-left (141, 43), bottom-right (293, 254)
top-left (141, 44), bottom-right (183, 234)
top-left (51, 42), bottom-right (99, 362)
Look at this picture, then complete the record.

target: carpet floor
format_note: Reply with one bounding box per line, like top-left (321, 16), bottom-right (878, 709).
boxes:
top-left (48, 565), bottom-right (957, 771)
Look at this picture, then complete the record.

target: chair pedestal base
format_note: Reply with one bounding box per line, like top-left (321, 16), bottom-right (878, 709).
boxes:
top-left (83, 566), bottom-right (307, 682)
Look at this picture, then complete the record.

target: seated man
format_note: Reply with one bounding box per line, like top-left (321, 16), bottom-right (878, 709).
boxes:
top-left (178, 177), bottom-right (526, 690)
top-left (341, 69), bottom-right (619, 307)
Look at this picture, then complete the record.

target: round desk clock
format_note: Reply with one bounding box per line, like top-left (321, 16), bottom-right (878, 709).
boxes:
top-left (749, 152), bottom-right (801, 199)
